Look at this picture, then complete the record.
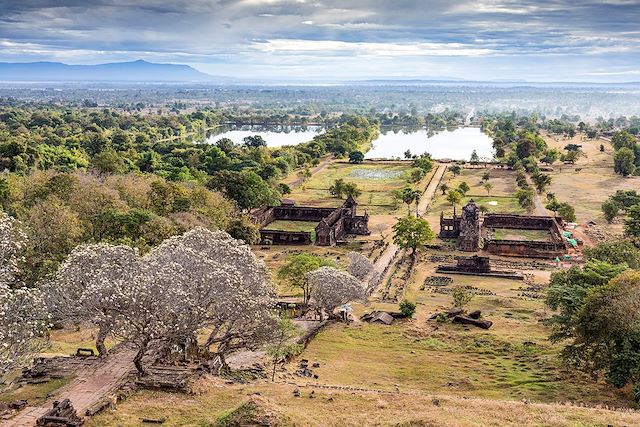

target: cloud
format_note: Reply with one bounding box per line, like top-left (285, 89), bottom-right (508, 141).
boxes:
top-left (0, 0), bottom-right (638, 81)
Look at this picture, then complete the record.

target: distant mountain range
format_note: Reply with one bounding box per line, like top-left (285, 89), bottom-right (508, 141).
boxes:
top-left (0, 59), bottom-right (219, 82)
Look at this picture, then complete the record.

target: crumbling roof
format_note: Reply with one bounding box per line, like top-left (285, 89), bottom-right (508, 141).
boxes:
top-left (362, 311), bottom-right (394, 325)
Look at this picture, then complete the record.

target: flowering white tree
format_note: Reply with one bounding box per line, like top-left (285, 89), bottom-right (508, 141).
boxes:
top-left (307, 267), bottom-right (366, 319)
top-left (346, 252), bottom-right (374, 280)
top-left (0, 211), bottom-right (26, 287)
top-left (145, 228), bottom-right (277, 368)
top-left (45, 244), bottom-right (140, 356)
top-left (49, 227), bottom-right (277, 374)
top-left (0, 212), bottom-right (49, 381)
top-left (346, 252), bottom-right (380, 294)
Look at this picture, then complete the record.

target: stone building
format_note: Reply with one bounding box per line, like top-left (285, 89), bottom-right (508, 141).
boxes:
top-left (252, 196), bottom-right (370, 246)
top-left (439, 200), bottom-right (569, 258)
top-left (458, 199), bottom-right (482, 251)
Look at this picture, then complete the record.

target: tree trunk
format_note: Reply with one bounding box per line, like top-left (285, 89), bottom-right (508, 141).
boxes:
top-left (133, 340), bottom-right (149, 375)
top-left (95, 323), bottom-right (109, 357)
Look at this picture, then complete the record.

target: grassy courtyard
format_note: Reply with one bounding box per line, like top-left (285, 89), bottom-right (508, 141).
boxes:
top-left (429, 167), bottom-right (527, 229)
top-left (262, 220), bottom-right (319, 233)
top-left (287, 161), bottom-right (434, 215)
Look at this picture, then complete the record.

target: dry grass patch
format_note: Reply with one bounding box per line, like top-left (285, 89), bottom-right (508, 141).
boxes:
top-left (87, 381), bottom-right (640, 427)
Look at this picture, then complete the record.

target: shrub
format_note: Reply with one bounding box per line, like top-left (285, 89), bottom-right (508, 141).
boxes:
top-left (451, 286), bottom-right (473, 308)
top-left (399, 300), bottom-right (417, 318)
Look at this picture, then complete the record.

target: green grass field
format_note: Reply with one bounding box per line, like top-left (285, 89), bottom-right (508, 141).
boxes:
top-left (491, 228), bottom-right (553, 242)
top-left (288, 161), bottom-right (433, 215)
top-left (262, 220), bottom-right (319, 233)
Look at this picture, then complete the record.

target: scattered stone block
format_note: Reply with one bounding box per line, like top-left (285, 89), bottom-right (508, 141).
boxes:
top-left (452, 315), bottom-right (492, 329)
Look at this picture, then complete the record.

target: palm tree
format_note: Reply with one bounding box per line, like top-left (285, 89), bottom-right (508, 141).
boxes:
top-left (401, 187), bottom-right (421, 216)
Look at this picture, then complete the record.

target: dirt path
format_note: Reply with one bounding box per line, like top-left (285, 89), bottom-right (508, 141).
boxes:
top-left (287, 156), bottom-right (333, 188)
top-left (524, 174), bottom-right (551, 216)
top-left (5, 347), bottom-right (136, 426)
top-left (368, 164), bottom-right (447, 292)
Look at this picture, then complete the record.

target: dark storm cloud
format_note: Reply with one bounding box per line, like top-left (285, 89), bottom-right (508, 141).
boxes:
top-left (0, 0), bottom-right (638, 81)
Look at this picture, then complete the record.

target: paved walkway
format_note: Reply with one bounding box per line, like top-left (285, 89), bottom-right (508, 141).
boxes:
top-left (417, 164), bottom-right (447, 217)
top-left (4, 347), bottom-right (136, 426)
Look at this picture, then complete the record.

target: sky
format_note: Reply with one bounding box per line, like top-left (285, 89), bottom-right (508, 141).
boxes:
top-left (1, 0), bottom-right (639, 82)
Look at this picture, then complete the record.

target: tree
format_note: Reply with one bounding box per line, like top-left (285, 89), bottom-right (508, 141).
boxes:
top-left (399, 300), bottom-right (416, 318)
top-left (243, 135), bottom-right (267, 149)
top-left (481, 171), bottom-right (491, 181)
top-left (569, 271), bottom-right (640, 394)
top-left (266, 317), bottom-right (302, 382)
top-left (329, 178), bottom-right (345, 198)
top-left (307, 267), bottom-right (366, 319)
top-left (614, 147), bottom-right (636, 177)
top-left (457, 181), bottom-right (470, 195)
top-left (470, 150), bottom-right (480, 164)
top-left (409, 168), bottom-right (426, 183)
top-left (602, 200), bottom-right (620, 223)
top-left (411, 153), bottom-right (433, 173)
top-left (208, 170), bottom-right (277, 212)
top-left (449, 165), bottom-right (462, 176)
top-left (546, 197), bottom-right (561, 213)
top-left (392, 216), bottom-right (435, 254)
top-left (531, 172), bottom-right (552, 194)
top-left (91, 149), bottom-right (126, 175)
top-left (556, 202), bottom-right (576, 223)
top-left (483, 182), bottom-right (493, 196)
top-left (0, 213), bottom-right (49, 380)
top-left (348, 151), bottom-right (364, 164)
top-left (50, 228), bottom-right (278, 373)
top-left (24, 196), bottom-right (83, 281)
top-left (0, 285), bottom-right (49, 382)
top-left (451, 286), bottom-right (473, 308)
top-left (0, 212), bottom-right (25, 287)
top-left (346, 252), bottom-right (374, 281)
top-left (564, 149), bottom-right (580, 164)
top-left (278, 183), bottom-right (291, 195)
top-left (278, 254), bottom-right (335, 305)
top-left (446, 189), bottom-right (462, 207)
top-left (612, 130), bottom-right (637, 150)
top-left (226, 216), bottom-right (260, 244)
top-left (541, 149), bottom-right (559, 165)
top-left (624, 204), bottom-right (640, 237)
top-left (401, 187), bottom-right (421, 216)
top-left (545, 261), bottom-right (628, 342)
top-left (46, 243), bottom-right (143, 356)
top-left (297, 168), bottom-right (312, 184)
top-left (515, 188), bottom-right (535, 212)
top-left (584, 240), bottom-right (640, 269)
top-left (343, 182), bottom-right (362, 199)
top-left (439, 182), bottom-right (449, 195)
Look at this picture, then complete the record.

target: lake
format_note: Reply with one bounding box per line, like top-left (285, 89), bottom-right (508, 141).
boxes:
top-left (366, 127), bottom-right (494, 161)
top-left (203, 125), bottom-right (494, 161)
top-left (204, 125), bottom-right (322, 147)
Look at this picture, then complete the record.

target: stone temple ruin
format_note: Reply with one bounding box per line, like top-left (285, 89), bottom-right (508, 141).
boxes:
top-left (440, 200), bottom-right (569, 258)
top-left (252, 196), bottom-right (370, 246)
